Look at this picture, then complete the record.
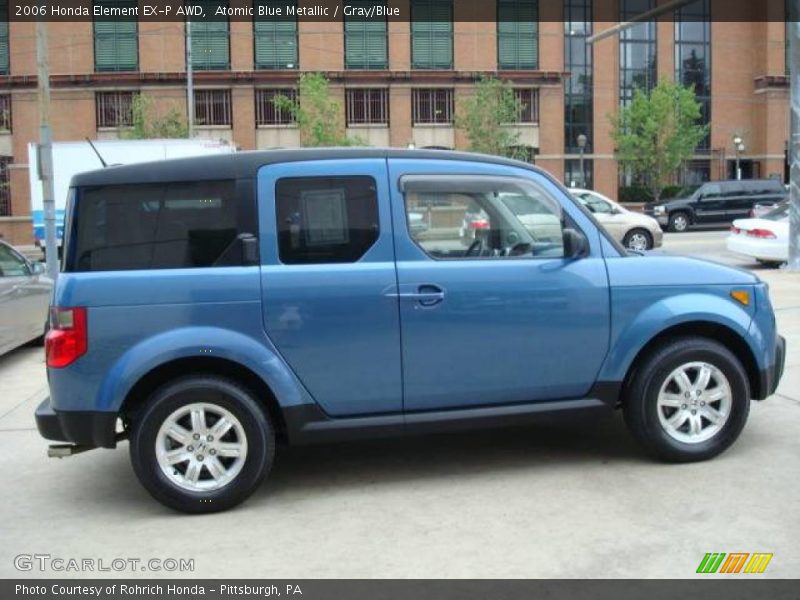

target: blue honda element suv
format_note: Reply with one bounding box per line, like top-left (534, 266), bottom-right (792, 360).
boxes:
top-left (36, 149), bottom-right (785, 512)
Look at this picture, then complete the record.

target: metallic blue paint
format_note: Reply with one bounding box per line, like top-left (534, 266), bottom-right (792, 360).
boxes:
top-left (387, 159), bottom-right (610, 409)
top-left (45, 155), bottom-right (782, 433)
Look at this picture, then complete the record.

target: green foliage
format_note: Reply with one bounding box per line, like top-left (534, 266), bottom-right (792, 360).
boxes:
top-left (273, 73), bottom-right (364, 147)
top-left (456, 76), bottom-right (529, 160)
top-left (122, 95), bottom-right (189, 140)
top-left (610, 81), bottom-right (708, 202)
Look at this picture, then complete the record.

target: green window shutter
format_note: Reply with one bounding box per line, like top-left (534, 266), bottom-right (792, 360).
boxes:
top-left (498, 0), bottom-right (538, 70)
top-left (412, 0), bottom-right (453, 69)
top-left (345, 2), bottom-right (387, 69)
top-left (0, 1), bottom-right (8, 75)
top-left (254, 2), bottom-right (297, 69)
top-left (93, 1), bottom-right (138, 72)
top-left (190, 1), bottom-right (229, 70)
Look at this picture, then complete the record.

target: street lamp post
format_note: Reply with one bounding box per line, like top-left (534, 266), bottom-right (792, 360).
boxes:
top-left (733, 135), bottom-right (744, 180)
top-left (577, 134), bottom-right (588, 188)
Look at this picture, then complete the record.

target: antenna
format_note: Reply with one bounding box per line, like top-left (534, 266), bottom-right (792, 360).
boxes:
top-left (85, 137), bottom-right (108, 168)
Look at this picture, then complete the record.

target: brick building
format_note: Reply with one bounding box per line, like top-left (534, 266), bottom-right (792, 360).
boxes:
top-left (0, 0), bottom-right (791, 244)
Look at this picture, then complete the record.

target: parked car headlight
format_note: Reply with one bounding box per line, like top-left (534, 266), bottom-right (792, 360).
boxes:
top-left (653, 206), bottom-right (666, 215)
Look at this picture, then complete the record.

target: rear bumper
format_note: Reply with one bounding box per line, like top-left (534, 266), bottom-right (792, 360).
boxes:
top-left (35, 397), bottom-right (118, 448)
top-left (757, 335), bottom-right (786, 400)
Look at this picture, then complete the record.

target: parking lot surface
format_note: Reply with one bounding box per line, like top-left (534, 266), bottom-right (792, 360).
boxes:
top-left (0, 234), bottom-right (798, 579)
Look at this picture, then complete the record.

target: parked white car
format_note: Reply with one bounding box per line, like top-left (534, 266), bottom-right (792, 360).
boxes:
top-left (570, 189), bottom-right (663, 251)
top-left (726, 202), bottom-right (789, 266)
top-left (0, 241), bottom-right (53, 356)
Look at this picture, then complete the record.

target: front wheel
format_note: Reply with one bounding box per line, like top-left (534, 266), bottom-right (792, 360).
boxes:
top-left (130, 376), bottom-right (274, 513)
top-left (623, 337), bottom-right (750, 462)
top-left (668, 212), bottom-right (690, 233)
top-left (623, 228), bottom-right (653, 251)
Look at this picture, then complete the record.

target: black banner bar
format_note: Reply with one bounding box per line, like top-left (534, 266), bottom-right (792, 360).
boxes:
top-left (3, 580), bottom-right (800, 600)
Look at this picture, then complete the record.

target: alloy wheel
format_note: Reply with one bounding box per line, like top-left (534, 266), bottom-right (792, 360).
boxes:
top-left (656, 362), bottom-right (732, 444)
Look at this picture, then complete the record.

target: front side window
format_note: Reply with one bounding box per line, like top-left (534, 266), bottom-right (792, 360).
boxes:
top-left (575, 192), bottom-right (612, 214)
top-left (70, 180), bottom-right (243, 271)
top-left (402, 176), bottom-right (564, 260)
top-left (276, 176), bottom-right (380, 264)
top-left (0, 243), bottom-right (29, 277)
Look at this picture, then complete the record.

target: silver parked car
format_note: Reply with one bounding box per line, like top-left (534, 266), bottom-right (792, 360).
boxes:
top-left (0, 240), bottom-right (53, 356)
top-left (571, 189), bottom-right (663, 251)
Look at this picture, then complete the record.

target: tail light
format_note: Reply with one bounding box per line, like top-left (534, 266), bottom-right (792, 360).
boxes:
top-left (45, 307), bottom-right (88, 368)
top-left (469, 219), bottom-right (490, 230)
top-left (730, 226), bottom-right (741, 235)
top-left (746, 228), bottom-right (777, 239)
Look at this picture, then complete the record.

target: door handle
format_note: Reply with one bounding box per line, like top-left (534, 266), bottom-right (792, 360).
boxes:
top-left (387, 285), bottom-right (445, 307)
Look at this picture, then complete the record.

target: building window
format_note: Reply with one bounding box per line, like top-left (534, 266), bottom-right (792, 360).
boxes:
top-left (411, 0), bottom-right (453, 69)
top-left (681, 159), bottom-right (711, 186)
top-left (0, 94), bottom-right (11, 132)
top-left (564, 0), bottom-right (593, 153)
top-left (565, 158), bottom-right (593, 189)
top-left (412, 89), bottom-right (454, 124)
top-left (189, 1), bottom-right (230, 71)
top-left (620, 0), bottom-right (657, 106)
top-left (676, 0), bottom-right (711, 151)
top-left (194, 90), bottom-right (232, 126)
top-left (514, 89), bottom-right (539, 123)
top-left (96, 91), bottom-right (137, 129)
top-left (254, 1), bottom-right (298, 69)
top-left (345, 1), bottom-right (388, 69)
top-left (256, 89), bottom-right (296, 126)
top-left (346, 89), bottom-right (389, 125)
top-left (0, 156), bottom-right (10, 217)
top-left (498, 0), bottom-right (538, 70)
top-left (0, 0), bottom-right (8, 75)
top-left (93, 0), bottom-right (138, 72)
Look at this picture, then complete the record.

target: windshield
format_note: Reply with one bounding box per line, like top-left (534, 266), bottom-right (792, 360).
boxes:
top-left (763, 203), bottom-right (789, 221)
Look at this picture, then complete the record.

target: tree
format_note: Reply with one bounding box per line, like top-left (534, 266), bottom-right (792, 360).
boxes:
top-left (610, 80), bottom-right (708, 202)
top-left (122, 95), bottom-right (189, 140)
top-left (273, 73), bottom-right (364, 147)
top-left (456, 76), bottom-right (529, 160)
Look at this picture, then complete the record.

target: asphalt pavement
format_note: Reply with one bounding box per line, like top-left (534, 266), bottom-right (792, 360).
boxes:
top-left (0, 232), bottom-right (797, 579)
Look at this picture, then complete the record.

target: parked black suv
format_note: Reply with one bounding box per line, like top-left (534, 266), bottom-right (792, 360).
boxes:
top-left (644, 179), bottom-right (786, 232)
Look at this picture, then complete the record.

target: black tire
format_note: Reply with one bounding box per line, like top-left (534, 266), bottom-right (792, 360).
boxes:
top-left (623, 337), bottom-right (750, 462)
top-left (667, 211), bottom-right (691, 233)
top-left (756, 259), bottom-right (783, 268)
top-left (130, 376), bottom-right (274, 513)
top-left (622, 228), bottom-right (653, 251)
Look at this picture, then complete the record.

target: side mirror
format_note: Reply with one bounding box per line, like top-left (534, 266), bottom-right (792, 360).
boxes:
top-left (563, 228), bottom-right (589, 259)
top-left (31, 262), bottom-right (46, 275)
top-left (238, 233), bottom-right (259, 266)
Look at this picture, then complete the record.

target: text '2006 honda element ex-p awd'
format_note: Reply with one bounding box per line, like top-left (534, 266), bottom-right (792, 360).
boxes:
top-left (36, 149), bottom-right (785, 513)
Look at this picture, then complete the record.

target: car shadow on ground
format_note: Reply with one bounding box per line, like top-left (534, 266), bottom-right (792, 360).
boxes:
top-left (256, 414), bottom-right (645, 500)
top-left (82, 413), bottom-right (646, 515)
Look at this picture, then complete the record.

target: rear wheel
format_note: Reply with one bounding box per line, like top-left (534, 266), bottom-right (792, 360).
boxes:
top-left (623, 337), bottom-right (750, 462)
top-left (623, 228), bottom-right (653, 251)
top-left (668, 212), bottom-right (690, 233)
top-left (756, 259), bottom-right (784, 268)
top-left (130, 376), bottom-right (274, 513)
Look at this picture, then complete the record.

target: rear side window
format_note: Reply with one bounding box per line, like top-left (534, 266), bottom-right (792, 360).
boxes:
top-left (70, 180), bottom-right (243, 271)
top-left (275, 176), bottom-right (379, 264)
